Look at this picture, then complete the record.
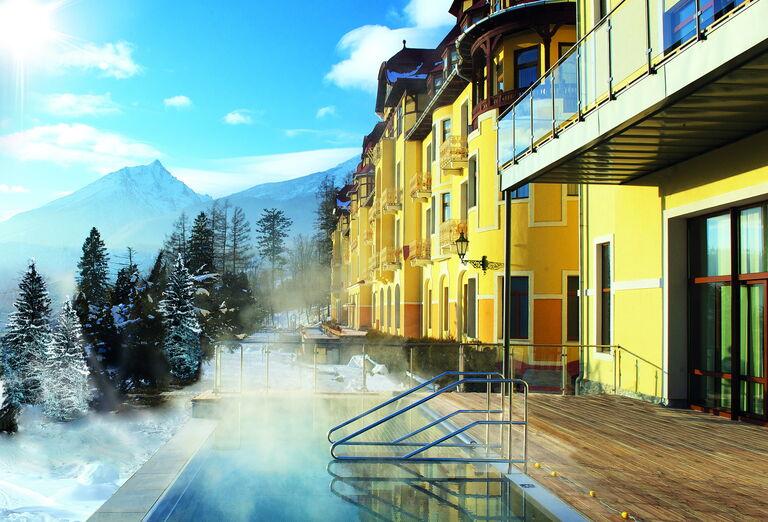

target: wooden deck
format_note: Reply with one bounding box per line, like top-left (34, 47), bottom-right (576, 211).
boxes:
top-left (429, 393), bottom-right (768, 521)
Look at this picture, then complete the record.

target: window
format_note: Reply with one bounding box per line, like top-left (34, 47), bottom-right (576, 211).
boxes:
top-left (442, 284), bottom-right (450, 333)
top-left (515, 46), bottom-right (540, 91)
top-left (434, 75), bottom-right (444, 91)
top-left (395, 285), bottom-right (401, 329)
top-left (387, 287), bottom-right (392, 329)
top-left (431, 126), bottom-right (437, 161)
top-left (497, 276), bottom-right (505, 340)
top-left (372, 291), bottom-right (376, 327)
top-left (426, 144), bottom-right (432, 173)
top-left (395, 162), bottom-right (401, 196)
top-left (460, 182), bottom-right (468, 222)
top-left (598, 243), bottom-right (612, 347)
top-left (468, 156), bottom-right (477, 208)
top-left (567, 275), bottom-right (580, 342)
top-left (425, 208), bottom-right (432, 237)
top-left (510, 184), bottom-right (530, 199)
top-left (566, 183), bottom-right (579, 196)
top-left (461, 101), bottom-right (469, 138)
top-left (598, 0), bottom-right (610, 19)
top-left (441, 118), bottom-right (452, 142)
top-left (431, 196), bottom-right (437, 233)
top-left (427, 288), bottom-right (433, 331)
top-left (464, 278), bottom-right (477, 339)
top-left (494, 53), bottom-right (504, 94)
top-left (509, 276), bottom-right (529, 339)
top-left (441, 193), bottom-right (451, 221)
top-left (380, 291), bottom-right (384, 327)
top-left (395, 219), bottom-right (400, 248)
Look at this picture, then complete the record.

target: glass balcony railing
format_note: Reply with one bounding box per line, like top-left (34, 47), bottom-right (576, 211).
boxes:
top-left (497, 0), bottom-right (753, 169)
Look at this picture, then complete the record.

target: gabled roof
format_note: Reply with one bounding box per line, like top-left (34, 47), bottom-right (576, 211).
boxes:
top-left (374, 44), bottom-right (440, 115)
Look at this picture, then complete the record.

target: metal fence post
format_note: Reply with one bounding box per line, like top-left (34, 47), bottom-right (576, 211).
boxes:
top-left (551, 76), bottom-right (557, 137)
top-left (529, 92), bottom-right (535, 151)
top-left (644, 0), bottom-right (655, 74)
top-left (458, 344), bottom-right (465, 392)
top-left (607, 19), bottom-right (615, 99)
top-left (561, 345), bottom-right (568, 396)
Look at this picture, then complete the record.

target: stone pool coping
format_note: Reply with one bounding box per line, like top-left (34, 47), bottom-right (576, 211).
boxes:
top-left (87, 417), bottom-right (217, 522)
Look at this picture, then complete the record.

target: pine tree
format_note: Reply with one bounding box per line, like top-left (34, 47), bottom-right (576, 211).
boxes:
top-left (159, 255), bottom-right (202, 383)
top-left (41, 300), bottom-right (91, 421)
top-left (1, 261), bottom-right (53, 404)
top-left (163, 213), bottom-right (190, 265)
top-left (315, 174), bottom-right (341, 267)
top-left (77, 228), bottom-right (110, 307)
top-left (211, 201), bottom-right (231, 274)
top-left (255, 208), bottom-right (292, 324)
top-left (0, 370), bottom-right (18, 433)
top-left (228, 206), bottom-right (253, 273)
top-left (188, 212), bottom-right (215, 275)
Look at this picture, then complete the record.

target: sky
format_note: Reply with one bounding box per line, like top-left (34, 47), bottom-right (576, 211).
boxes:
top-left (0, 0), bottom-right (454, 221)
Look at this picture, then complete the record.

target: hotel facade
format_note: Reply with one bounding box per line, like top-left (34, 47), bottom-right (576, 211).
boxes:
top-left (331, 0), bottom-right (768, 421)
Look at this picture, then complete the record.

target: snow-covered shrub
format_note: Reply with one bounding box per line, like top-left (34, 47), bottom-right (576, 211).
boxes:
top-left (160, 255), bottom-right (202, 382)
top-left (41, 300), bottom-right (91, 421)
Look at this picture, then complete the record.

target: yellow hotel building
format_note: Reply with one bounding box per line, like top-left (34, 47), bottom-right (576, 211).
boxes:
top-left (498, 0), bottom-right (768, 420)
top-left (331, 0), bottom-right (581, 377)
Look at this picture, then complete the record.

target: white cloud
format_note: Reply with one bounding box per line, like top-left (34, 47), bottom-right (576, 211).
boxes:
top-left (172, 147), bottom-right (360, 197)
top-left (0, 124), bottom-right (162, 174)
top-left (0, 184), bottom-right (28, 193)
top-left (223, 109), bottom-right (253, 125)
top-left (42, 93), bottom-right (120, 117)
top-left (404, 0), bottom-right (455, 27)
top-left (316, 105), bottom-right (337, 119)
top-left (58, 41), bottom-right (142, 79)
top-left (326, 0), bottom-right (453, 92)
top-left (164, 95), bottom-right (192, 109)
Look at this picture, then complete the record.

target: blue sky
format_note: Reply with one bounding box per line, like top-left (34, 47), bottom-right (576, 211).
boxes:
top-left (0, 0), bottom-right (453, 220)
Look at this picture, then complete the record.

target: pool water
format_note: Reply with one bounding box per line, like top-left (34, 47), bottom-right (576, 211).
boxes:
top-left (146, 394), bottom-right (558, 521)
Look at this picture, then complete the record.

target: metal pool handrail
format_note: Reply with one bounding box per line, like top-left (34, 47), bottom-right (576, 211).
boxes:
top-left (330, 375), bottom-right (529, 473)
top-left (327, 370), bottom-right (502, 443)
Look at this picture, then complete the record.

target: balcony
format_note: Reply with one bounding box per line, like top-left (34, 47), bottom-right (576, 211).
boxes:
top-left (409, 172), bottom-right (432, 200)
top-left (381, 188), bottom-right (403, 214)
top-left (380, 247), bottom-right (402, 271)
top-left (497, 0), bottom-right (768, 189)
top-left (369, 203), bottom-right (381, 222)
top-left (408, 239), bottom-right (431, 267)
top-left (440, 136), bottom-right (468, 173)
top-left (472, 89), bottom-right (523, 123)
top-left (364, 226), bottom-right (374, 245)
top-left (440, 219), bottom-right (467, 255)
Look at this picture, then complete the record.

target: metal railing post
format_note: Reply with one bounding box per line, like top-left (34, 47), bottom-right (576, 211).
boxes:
top-left (644, 0), bottom-right (655, 74)
top-left (409, 346), bottom-right (414, 388)
top-left (485, 379), bottom-right (491, 455)
top-left (511, 107), bottom-right (517, 164)
top-left (551, 76), bottom-right (557, 137)
top-left (607, 18), bottom-right (615, 99)
top-left (507, 379), bottom-right (514, 473)
top-left (458, 344), bottom-right (465, 392)
top-left (694, 0), bottom-right (703, 40)
top-left (617, 347), bottom-right (622, 392)
top-left (529, 91), bottom-right (535, 151)
top-left (576, 48), bottom-right (583, 120)
top-left (561, 345), bottom-right (568, 396)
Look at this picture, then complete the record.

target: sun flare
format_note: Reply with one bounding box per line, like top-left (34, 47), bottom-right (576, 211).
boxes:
top-left (0, 0), bottom-right (56, 59)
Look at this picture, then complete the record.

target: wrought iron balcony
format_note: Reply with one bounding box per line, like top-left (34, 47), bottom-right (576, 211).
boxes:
top-left (409, 172), bottom-right (432, 200)
top-left (380, 247), bottom-right (402, 271)
top-left (381, 188), bottom-right (403, 214)
top-left (440, 136), bottom-right (468, 173)
top-left (440, 219), bottom-right (468, 254)
top-left (408, 239), bottom-right (432, 267)
top-left (364, 226), bottom-right (374, 245)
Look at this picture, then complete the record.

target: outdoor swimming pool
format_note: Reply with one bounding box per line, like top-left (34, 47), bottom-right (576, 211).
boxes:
top-left (146, 394), bottom-right (580, 521)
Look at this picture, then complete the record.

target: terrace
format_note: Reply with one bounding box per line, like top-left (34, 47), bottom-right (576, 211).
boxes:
top-left (497, 0), bottom-right (768, 188)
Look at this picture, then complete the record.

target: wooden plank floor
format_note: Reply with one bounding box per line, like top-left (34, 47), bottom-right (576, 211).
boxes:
top-left (429, 393), bottom-right (768, 521)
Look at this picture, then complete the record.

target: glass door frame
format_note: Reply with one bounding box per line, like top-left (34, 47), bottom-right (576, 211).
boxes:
top-left (688, 203), bottom-right (768, 422)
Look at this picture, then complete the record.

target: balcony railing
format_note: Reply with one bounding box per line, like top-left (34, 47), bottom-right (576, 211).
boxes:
top-left (381, 188), bottom-right (403, 213)
top-left (370, 142), bottom-right (382, 165)
top-left (408, 239), bottom-right (431, 267)
top-left (472, 88), bottom-right (522, 123)
top-left (440, 136), bottom-right (468, 172)
top-left (497, 0), bottom-right (754, 170)
top-left (364, 227), bottom-right (374, 245)
top-left (409, 172), bottom-right (432, 200)
top-left (440, 219), bottom-right (468, 254)
top-left (380, 247), bottom-right (402, 271)
top-left (369, 203), bottom-right (381, 222)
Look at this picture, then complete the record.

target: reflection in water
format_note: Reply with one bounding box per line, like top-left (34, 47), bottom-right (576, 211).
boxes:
top-left (327, 461), bottom-right (551, 521)
top-left (148, 394), bottom-right (554, 521)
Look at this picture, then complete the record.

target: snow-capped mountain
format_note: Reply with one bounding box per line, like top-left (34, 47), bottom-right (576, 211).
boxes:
top-left (212, 156), bottom-right (358, 235)
top-left (0, 160), bottom-right (211, 249)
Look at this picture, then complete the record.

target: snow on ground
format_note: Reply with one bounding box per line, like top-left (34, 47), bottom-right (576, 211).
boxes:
top-left (0, 399), bottom-right (190, 521)
top-left (214, 338), bottom-right (406, 393)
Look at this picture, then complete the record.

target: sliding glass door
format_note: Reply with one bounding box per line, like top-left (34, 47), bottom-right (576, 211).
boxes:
top-left (688, 202), bottom-right (768, 421)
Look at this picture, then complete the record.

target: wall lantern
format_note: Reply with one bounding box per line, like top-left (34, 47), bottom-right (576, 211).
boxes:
top-left (454, 231), bottom-right (504, 275)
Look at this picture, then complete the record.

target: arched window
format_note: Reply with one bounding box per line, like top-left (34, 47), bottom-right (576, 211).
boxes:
top-left (387, 287), bottom-right (392, 329)
top-left (372, 291), bottom-right (376, 328)
top-left (394, 285), bottom-right (401, 330)
top-left (380, 291), bottom-right (384, 327)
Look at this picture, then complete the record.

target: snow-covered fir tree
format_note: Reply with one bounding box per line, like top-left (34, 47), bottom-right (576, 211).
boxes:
top-left (41, 300), bottom-right (91, 421)
top-left (159, 255), bottom-right (202, 382)
top-left (1, 261), bottom-right (53, 405)
top-left (0, 373), bottom-right (18, 433)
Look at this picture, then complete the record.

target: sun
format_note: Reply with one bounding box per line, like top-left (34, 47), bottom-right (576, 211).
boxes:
top-left (0, 0), bottom-right (56, 59)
